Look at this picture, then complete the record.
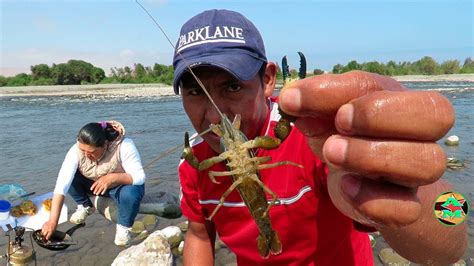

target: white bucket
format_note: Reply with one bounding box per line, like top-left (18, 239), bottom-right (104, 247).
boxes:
top-left (0, 200), bottom-right (11, 220)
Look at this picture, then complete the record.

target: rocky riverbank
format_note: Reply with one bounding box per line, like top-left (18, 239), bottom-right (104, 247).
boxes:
top-left (0, 83), bottom-right (175, 97)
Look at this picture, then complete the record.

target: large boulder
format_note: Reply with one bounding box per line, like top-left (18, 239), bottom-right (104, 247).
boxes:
top-left (112, 230), bottom-right (172, 266)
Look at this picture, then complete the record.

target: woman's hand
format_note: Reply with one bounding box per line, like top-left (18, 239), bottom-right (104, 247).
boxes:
top-left (91, 174), bottom-right (114, 195)
top-left (41, 220), bottom-right (57, 240)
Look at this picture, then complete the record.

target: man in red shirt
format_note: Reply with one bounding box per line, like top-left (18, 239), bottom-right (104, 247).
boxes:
top-left (174, 9), bottom-right (467, 265)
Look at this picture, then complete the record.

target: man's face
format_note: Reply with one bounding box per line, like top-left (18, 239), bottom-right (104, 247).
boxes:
top-left (180, 66), bottom-right (273, 153)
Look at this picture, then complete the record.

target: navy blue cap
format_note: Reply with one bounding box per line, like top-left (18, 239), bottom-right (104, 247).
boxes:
top-left (172, 9), bottom-right (267, 94)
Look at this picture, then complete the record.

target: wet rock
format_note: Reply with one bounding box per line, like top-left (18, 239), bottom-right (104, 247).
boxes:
top-left (131, 221), bottom-right (145, 234)
top-left (445, 135), bottom-right (460, 146)
top-left (112, 230), bottom-right (172, 266)
top-left (215, 238), bottom-right (227, 250)
top-left (161, 226), bottom-right (183, 248)
top-left (378, 248), bottom-right (410, 265)
top-left (93, 196), bottom-right (118, 222)
top-left (142, 214), bottom-right (158, 227)
top-left (447, 157), bottom-right (465, 170)
top-left (215, 247), bottom-right (237, 266)
top-left (178, 240), bottom-right (184, 255)
top-left (369, 234), bottom-right (376, 248)
top-left (92, 190), bottom-right (181, 223)
top-left (171, 246), bottom-right (180, 256)
top-left (452, 259), bottom-right (465, 266)
top-left (139, 191), bottom-right (182, 219)
top-left (171, 241), bottom-right (184, 257)
top-left (176, 220), bottom-right (189, 232)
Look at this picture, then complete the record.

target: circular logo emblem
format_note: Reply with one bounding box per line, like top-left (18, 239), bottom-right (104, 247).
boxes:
top-left (434, 191), bottom-right (469, 226)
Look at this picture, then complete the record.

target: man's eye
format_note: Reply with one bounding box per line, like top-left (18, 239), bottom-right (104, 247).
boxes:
top-left (227, 84), bottom-right (241, 92)
top-left (186, 87), bottom-right (202, 96)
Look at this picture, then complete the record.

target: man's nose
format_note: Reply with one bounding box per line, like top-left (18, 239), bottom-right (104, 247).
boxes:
top-left (204, 92), bottom-right (228, 125)
top-left (205, 102), bottom-right (223, 125)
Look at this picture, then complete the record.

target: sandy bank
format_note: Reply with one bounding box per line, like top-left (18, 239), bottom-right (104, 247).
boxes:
top-left (0, 83), bottom-right (175, 97)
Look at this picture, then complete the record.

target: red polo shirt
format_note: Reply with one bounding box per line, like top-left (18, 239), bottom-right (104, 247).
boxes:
top-left (179, 98), bottom-right (373, 265)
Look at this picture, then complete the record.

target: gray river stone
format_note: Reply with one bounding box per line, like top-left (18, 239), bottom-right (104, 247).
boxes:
top-left (92, 190), bottom-right (181, 223)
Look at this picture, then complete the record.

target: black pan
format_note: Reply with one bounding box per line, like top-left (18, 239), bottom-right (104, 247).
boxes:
top-left (33, 223), bottom-right (85, 251)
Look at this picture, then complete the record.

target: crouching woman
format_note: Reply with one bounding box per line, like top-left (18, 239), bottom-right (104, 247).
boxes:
top-left (41, 121), bottom-right (146, 246)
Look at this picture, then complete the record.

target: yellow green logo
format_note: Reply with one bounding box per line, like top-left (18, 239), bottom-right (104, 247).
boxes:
top-left (434, 191), bottom-right (469, 226)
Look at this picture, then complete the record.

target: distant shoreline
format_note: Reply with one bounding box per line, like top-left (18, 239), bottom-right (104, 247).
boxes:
top-left (0, 83), bottom-right (175, 97)
top-left (1, 74), bottom-right (473, 97)
top-left (391, 73), bottom-right (474, 82)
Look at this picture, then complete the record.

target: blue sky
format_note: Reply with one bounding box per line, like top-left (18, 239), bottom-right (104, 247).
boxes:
top-left (1, 0), bottom-right (472, 76)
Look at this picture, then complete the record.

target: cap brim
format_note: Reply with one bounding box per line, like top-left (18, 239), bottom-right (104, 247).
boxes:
top-left (173, 53), bottom-right (265, 94)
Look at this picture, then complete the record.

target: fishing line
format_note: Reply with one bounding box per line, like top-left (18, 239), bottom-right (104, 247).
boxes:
top-left (135, 0), bottom-right (224, 119)
top-left (143, 128), bottom-right (211, 170)
top-left (136, 0), bottom-right (226, 169)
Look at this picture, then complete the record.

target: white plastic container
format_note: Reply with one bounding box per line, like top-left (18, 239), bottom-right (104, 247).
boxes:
top-left (0, 200), bottom-right (11, 220)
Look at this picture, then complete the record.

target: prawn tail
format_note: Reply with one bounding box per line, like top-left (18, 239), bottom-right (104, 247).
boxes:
top-left (257, 230), bottom-right (282, 258)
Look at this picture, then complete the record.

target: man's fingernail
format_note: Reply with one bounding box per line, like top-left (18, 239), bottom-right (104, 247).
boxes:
top-left (341, 174), bottom-right (361, 198)
top-left (280, 88), bottom-right (301, 112)
top-left (324, 137), bottom-right (348, 165)
top-left (336, 104), bottom-right (354, 133)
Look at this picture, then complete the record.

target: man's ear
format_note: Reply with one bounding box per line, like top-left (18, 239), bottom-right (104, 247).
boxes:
top-left (263, 62), bottom-right (277, 97)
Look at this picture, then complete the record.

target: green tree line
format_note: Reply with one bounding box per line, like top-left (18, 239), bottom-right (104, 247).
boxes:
top-left (1, 56), bottom-right (473, 87)
top-left (0, 60), bottom-right (106, 87)
top-left (331, 56), bottom-right (474, 76)
top-left (0, 60), bottom-right (174, 87)
top-left (105, 63), bottom-right (174, 85)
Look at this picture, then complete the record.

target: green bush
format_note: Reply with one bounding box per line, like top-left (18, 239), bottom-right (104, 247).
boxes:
top-left (0, 76), bottom-right (9, 86)
top-left (29, 78), bottom-right (55, 86)
top-left (7, 73), bottom-right (31, 86)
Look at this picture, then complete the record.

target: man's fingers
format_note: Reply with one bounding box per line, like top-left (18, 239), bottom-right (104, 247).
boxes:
top-left (335, 91), bottom-right (455, 141)
top-left (340, 174), bottom-right (421, 227)
top-left (294, 116), bottom-right (335, 137)
top-left (279, 71), bottom-right (406, 117)
top-left (323, 135), bottom-right (446, 188)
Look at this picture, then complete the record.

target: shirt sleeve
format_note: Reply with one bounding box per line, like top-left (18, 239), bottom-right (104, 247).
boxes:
top-left (53, 144), bottom-right (79, 195)
top-left (120, 138), bottom-right (146, 185)
top-left (179, 160), bottom-right (206, 223)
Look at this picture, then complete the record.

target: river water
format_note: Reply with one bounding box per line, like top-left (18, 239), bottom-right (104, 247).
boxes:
top-left (0, 81), bottom-right (472, 264)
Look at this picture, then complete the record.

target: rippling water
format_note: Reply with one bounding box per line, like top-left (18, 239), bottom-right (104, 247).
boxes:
top-left (0, 81), bottom-right (472, 263)
top-left (1, 95), bottom-right (193, 195)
